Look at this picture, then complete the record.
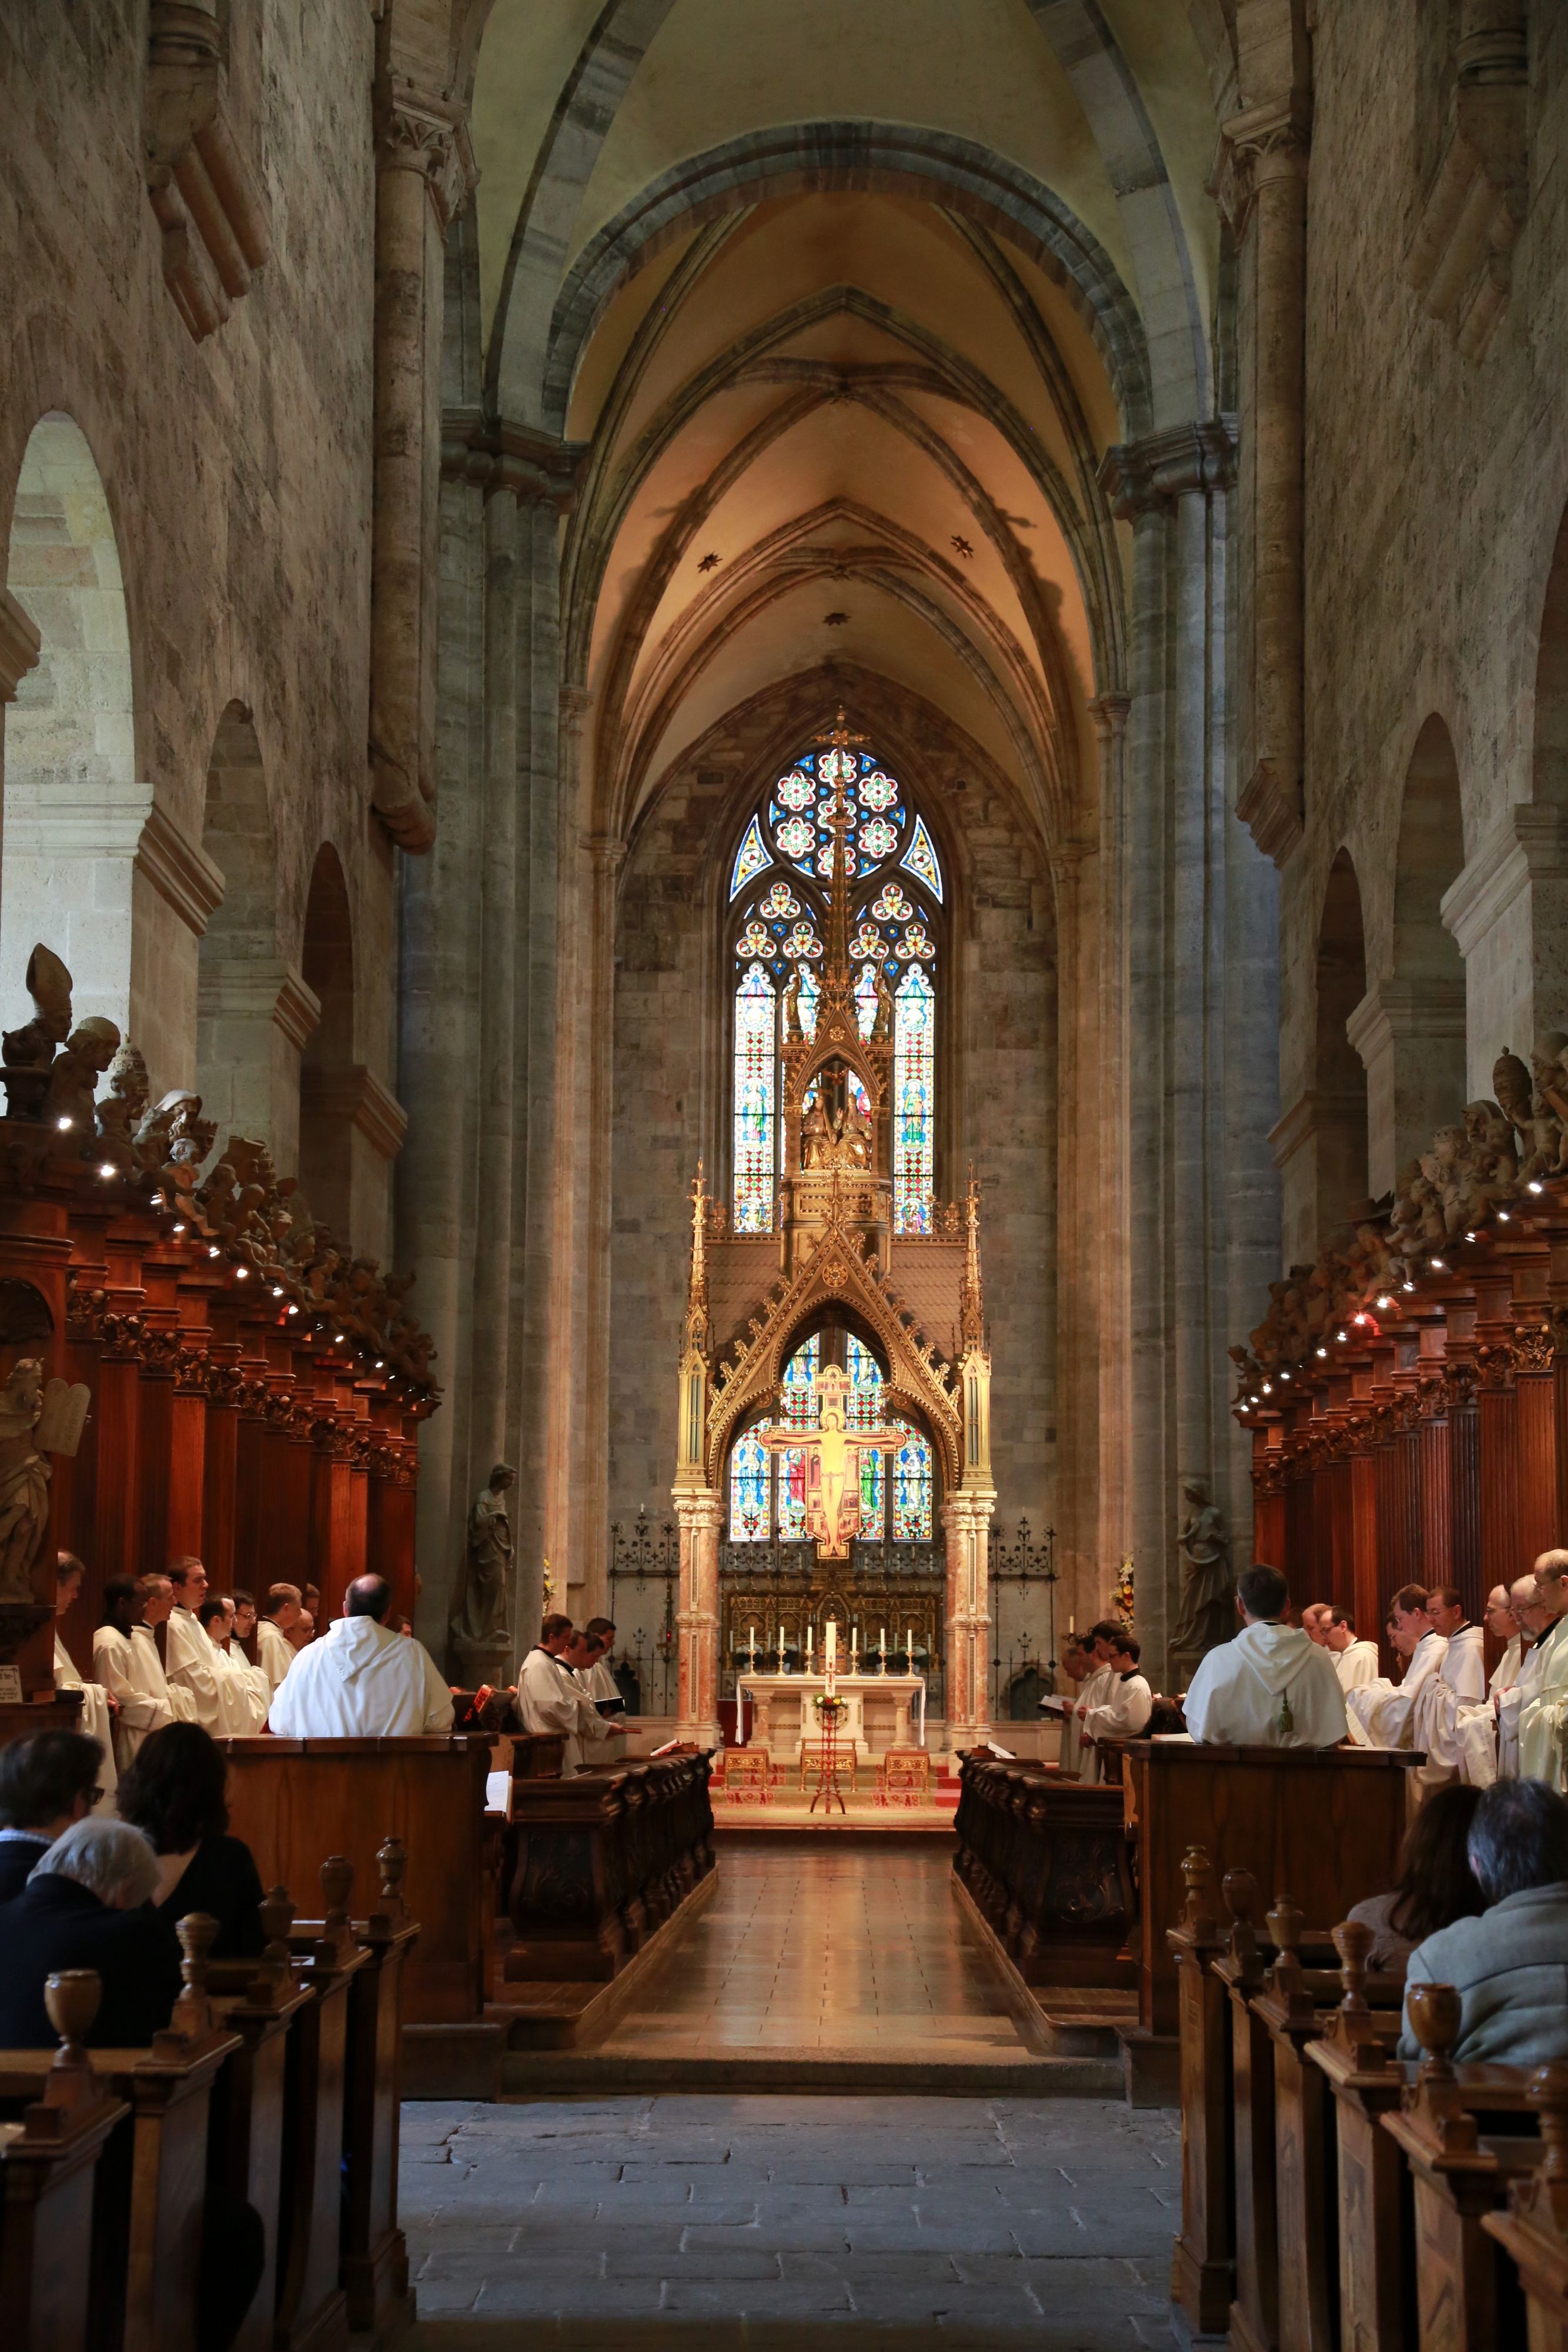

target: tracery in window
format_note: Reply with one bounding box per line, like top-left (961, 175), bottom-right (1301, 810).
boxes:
top-left (726, 731), bottom-right (943, 1232)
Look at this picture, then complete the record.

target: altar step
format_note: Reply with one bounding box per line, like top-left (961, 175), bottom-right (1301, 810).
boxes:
top-left (498, 2043), bottom-right (1122, 2097)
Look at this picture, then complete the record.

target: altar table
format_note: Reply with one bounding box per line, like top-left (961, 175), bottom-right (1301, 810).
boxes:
top-left (737, 1672), bottom-right (925, 1759)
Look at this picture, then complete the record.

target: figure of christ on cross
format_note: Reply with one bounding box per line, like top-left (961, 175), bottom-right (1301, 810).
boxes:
top-left (757, 1363), bottom-right (905, 1559)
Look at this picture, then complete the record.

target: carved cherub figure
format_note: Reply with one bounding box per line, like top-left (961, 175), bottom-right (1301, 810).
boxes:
top-left (96, 1041), bottom-right (151, 1170)
top-left (166, 1093), bottom-right (216, 1172)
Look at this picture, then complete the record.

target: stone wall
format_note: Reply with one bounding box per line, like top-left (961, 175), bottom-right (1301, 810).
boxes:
top-left (0, 0), bottom-right (402, 1253)
top-left (1276, 5), bottom-right (1568, 1256)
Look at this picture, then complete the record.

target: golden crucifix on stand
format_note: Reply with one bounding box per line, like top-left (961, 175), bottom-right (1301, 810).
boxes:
top-left (756, 1363), bottom-right (902, 1558)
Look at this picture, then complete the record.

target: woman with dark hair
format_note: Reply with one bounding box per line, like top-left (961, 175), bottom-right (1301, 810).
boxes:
top-left (1343, 1782), bottom-right (1486, 1970)
top-left (115, 1720), bottom-right (265, 1957)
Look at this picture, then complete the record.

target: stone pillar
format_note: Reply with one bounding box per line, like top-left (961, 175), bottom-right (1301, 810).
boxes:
top-left (1090, 694), bottom-right (1132, 1616)
top-left (1443, 804), bottom-right (1568, 1088)
top-left (1214, 96), bottom-right (1310, 867)
top-left (1049, 834), bottom-right (1099, 1626)
top-left (1348, 978), bottom-right (1469, 1200)
top-left (674, 1489), bottom-right (723, 1748)
top-left (399, 419), bottom-right (579, 1668)
top-left (941, 1490), bottom-right (994, 1750)
top-left (1098, 420), bottom-right (1274, 1679)
top-left (369, 78), bottom-right (474, 853)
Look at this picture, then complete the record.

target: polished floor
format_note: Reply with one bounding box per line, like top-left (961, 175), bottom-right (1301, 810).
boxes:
top-left (594, 1843), bottom-right (1028, 2060)
top-left (403, 2092), bottom-right (1181, 2343)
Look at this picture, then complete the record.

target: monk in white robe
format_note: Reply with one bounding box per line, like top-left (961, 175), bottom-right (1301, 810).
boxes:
top-left (1519, 1553), bottom-right (1568, 1789)
top-left (257, 1584), bottom-right (304, 1696)
top-left (1069, 1625), bottom-right (1122, 1785)
top-left (91, 1576), bottom-right (187, 1769)
top-left (1495, 1573), bottom-right (1545, 1778)
top-left (52, 1553), bottom-right (115, 1808)
top-left (165, 1557), bottom-right (226, 1731)
top-left (1346, 1586), bottom-right (1447, 1752)
top-left (1079, 1635), bottom-right (1153, 1761)
top-left (1183, 1567), bottom-right (1348, 1746)
top-left (269, 1575), bottom-right (453, 1737)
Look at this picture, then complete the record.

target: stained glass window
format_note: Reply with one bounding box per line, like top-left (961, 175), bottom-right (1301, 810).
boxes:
top-left (730, 814), bottom-right (770, 899)
top-left (728, 1432), bottom-right (769, 1539)
top-left (727, 1329), bottom-right (931, 1544)
top-left (729, 1334), bottom-right (819, 1540)
top-left (892, 1425), bottom-right (934, 1541)
top-left (733, 963), bottom-right (776, 1232)
top-left (729, 730), bottom-right (941, 1227)
top-left (901, 814), bottom-right (943, 901)
top-left (894, 966), bottom-right (935, 1235)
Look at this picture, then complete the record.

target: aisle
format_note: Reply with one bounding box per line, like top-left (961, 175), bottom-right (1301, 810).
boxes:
top-left (594, 1843), bottom-right (1024, 2060)
top-left (402, 2092), bottom-right (1181, 2342)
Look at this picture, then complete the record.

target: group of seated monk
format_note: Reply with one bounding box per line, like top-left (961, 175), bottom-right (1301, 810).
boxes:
top-left (0, 1719), bottom-right (267, 2046)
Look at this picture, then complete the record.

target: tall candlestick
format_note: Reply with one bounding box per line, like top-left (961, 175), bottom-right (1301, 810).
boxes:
top-left (907, 1626), bottom-right (914, 1667)
top-left (879, 1626), bottom-right (886, 1679)
top-left (825, 1619), bottom-right (837, 1669)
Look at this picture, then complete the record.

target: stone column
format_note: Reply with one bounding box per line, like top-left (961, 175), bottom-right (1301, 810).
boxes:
top-left (674, 1489), bottom-right (724, 1748)
top-left (1214, 96), bottom-right (1310, 867)
top-left (1347, 978), bottom-right (1469, 1200)
top-left (1049, 836), bottom-right (1100, 1631)
top-left (1098, 420), bottom-right (1274, 1680)
top-left (1089, 694), bottom-right (1132, 1614)
top-left (370, 78), bottom-right (474, 853)
top-left (1443, 804), bottom-right (1568, 1087)
top-left (941, 1490), bottom-right (994, 1750)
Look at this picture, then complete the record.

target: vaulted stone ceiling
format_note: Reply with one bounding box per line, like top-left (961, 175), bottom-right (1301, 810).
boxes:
top-left (463, 0), bottom-right (1232, 863)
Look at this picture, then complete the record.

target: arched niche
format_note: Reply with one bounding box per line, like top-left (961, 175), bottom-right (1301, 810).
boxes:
top-left (1350, 716), bottom-right (1468, 1195)
top-left (195, 703), bottom-right (308, 1165)
top-left (1312, 848), bottom-right (1370, 1241)
top-left (297, 844), bottom-right (356, 1238)
top-left (1, 413), bottom-right (143, 1038)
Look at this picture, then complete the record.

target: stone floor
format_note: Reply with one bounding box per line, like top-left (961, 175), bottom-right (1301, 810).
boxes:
top-left (402, 2092), bottom-right (1181, 2345)
top-left (589, 1842), bottom-right (1027, 2057)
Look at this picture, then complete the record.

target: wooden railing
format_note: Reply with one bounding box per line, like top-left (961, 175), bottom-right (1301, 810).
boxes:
top-left (501, 1749), bottom-right (716, 1984)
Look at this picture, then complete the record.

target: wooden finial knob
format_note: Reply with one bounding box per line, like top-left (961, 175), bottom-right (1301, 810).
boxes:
top-left (1266, 1893), bottom-right (1303, 1962)
top-left (44, 1968), bottom-right (100, 2060)
top-left (168, 1912), bottom-right (219, 2039)
top-left (1529, 2062), bottom-right (1568, 2179)
top-left (1222, 1866), bottom-right (1257, 1923)
top-left (1407, 1980), bottom-right (1463, 2078)
top-left (1181, 1845), bottom-right (1217, 1931)
top-left (1332, 1918), bottom-right (1374, 2014)
top-left (259, 1883), bottom-right (295, 1962)
top-left (320, 1854), bottom-right (354, 1928)
top-left (377, 1835), bottom-right (407, 1908)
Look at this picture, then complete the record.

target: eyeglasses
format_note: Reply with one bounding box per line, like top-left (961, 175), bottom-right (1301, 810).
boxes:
top-left (87, 1788), bottom-right (105, 1805)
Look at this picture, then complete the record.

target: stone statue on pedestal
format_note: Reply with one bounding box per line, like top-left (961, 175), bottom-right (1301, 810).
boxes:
top-left (450, 1463), bottom-right (516, 1685)
top-left (1169, 1475), bottom-right (1233, 1672)
top-left (0, 1359), bottom-right (50, 1602)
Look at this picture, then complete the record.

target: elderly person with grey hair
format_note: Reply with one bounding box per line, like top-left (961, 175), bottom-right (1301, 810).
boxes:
top-left (0, 1815), bottom-right (181, 2047)
top-left (1398, 1778), bottom-right (1568, 2063)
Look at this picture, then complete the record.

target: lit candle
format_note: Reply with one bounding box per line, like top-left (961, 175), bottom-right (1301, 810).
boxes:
top-left (825, 1619), bottom-right (837, 1670)
top-left (805, 1625), bottom-right (813, 1662)
top-left (1068, 1613), bottom-right (1075, 1635)
top-left (880, 1625), bottom-right (886, 1653)
top-left (907, 1625), bottom-right (914, 1665)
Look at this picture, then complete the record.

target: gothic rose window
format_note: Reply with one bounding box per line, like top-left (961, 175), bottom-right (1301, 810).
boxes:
top-left (727, 735), bottom-right (942, 1234)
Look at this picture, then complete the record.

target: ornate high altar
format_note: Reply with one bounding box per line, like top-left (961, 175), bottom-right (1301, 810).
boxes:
top-left (671, 751), bottom-right (995, 1753)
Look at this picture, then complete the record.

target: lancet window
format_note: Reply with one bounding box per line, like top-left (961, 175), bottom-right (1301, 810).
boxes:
top-left (727, 736), bottom-right (944, 1234)
top-left (727, 1328), bottom-right (934, 1544)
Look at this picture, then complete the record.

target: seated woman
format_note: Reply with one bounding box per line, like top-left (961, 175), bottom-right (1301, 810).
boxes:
top-left (116, 1720), bottom-right (266, 1958)
top-left (1343, 1780), bottom-right (1485, 1972)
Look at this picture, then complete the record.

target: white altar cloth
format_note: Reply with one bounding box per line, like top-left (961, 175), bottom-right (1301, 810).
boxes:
top-left (735, 1671), bottom-right (926, 1758)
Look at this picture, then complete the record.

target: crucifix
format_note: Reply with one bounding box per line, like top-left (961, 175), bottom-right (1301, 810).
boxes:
top-left (757, 1363), bottom-right (905, 1559)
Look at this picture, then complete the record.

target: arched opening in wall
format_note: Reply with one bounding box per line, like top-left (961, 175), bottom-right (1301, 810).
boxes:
top-left (1313, 850), bottom-right (1369, 1239)
top-left (195, 705), bottom-right (296, 1165)
top-left (1, 413), bottom-right (143, 1036)
top-left (297, 844), bottom-right (355, 1239)
top-left (1369, 716), bottom-right (1467, 1191)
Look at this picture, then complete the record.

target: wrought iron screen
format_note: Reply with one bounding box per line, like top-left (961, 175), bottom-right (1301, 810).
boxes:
top-left (718, 1533), bottom-right (945, 1710)
top-left (989, 1517), bottom-right (1058, 1719)
top-left (606, 1509), bottom-right (678, 1716)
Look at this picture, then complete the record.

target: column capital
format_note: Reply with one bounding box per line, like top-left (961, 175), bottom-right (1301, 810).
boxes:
top-left (0, 587), bottom-right (41, 703)
top-left (581, 830), bottom-right (626, 876)
top-left (440, 408), bottom-right (589, 509)
top-left (375, 75), bottom-right (476, 232)
top-left (1096, 419), bottom-right (1236, 520)
top-left (672, 1489), bottom-right (724, 1530)
top-left (1209, 95), bottom-right (1311, 242)
top-left (559, 686), bottom-right (594, 739)
top-left (1086, 691), bottom-right (1131, 742)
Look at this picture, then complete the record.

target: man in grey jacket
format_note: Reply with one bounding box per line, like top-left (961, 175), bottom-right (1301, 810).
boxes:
top-left (1399, 1778), bottom-right (1568, 2062)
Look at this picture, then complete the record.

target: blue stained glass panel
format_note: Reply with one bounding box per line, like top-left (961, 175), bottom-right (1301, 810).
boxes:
top-left (901, 813), bottom-right (944, 901)
top-left (729, 1431), bottom-right (770, 1539)
top-left (894, 965), bottom-right (935, 1235)
top-left (798, 963), bottom-right (819, 1041)
top-left (733, 963), bottom-right (776, 1232)
top-left (892, 1428), bottom-right (933, 1541)
top-left (855, 960), bottom-right (879, 1039)
top-left (730, 814), bottom-right (770, 899)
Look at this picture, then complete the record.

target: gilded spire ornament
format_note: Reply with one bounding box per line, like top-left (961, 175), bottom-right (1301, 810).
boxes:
top-left (959, 1167), bottom-right (985, 1351)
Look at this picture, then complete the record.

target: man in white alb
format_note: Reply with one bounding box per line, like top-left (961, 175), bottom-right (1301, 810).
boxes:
top-left (257, 1584), bottom-right (304, 1696)
top-left (577, 1618), bottom-right (627, 1719)
top-left (198, 1596), bottom-right (269, 1732)
top-left (1423, 1583), bottom-right (1496, 1786)
top-left (1519, 1552), bottom-right (1568, 1790)
top-left (1076, 1633), bottom-right (1153, 1761)
top-left (519, 1616), bottom-right (628, 1773)
top-left (1345, 1583), bottom-right (1447, 1755)
top-left (52, 1553), bottom-right (116, 1806)
top-left (1070, 1622), bottom-right (1123, 1785)
top-left (1301, 1602), bottom-right (1333, 1645)
top-left (1426, 1585), bottom-right (1486, 1701)
top-left (1182, 1565), bottom-right (1349, 1747)
top-left (1495, 1572), bottom-right (1547, 1778)
top-left (164, 1556), bottom-right (225, 1730)
top-left (1486, 1583), bottom-right (1524, 1706)
top-left (1316, 1607), bottom-right (1381, 1741)
top-left (92, 1577), bottom-right (179, 1768)
top-left (268, 1573), bottom-right (454, 1736)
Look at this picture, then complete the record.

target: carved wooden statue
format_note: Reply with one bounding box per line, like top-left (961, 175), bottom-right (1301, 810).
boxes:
top-left (0, 1357), bottom-right (51, 1602)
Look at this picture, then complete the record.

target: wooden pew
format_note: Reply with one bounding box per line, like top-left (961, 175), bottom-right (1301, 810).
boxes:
top-left (950, 1755), bottom-right (1137, 1988)
top-left (1306, 1931), bottom-right (1420, 2352)
top-left (1112, 1737), bottom-right (1416, 2101)
top-left (216, 1732), bottom-right (499, 2097)
top-left (340, 1846), bottom-right (419, 2342)
top-left (1483, 2064), bottom-right (1568, 2351)
top-left (1168, 1847), bottom-right (1236, 2338)
top-left (207, 1890), bottom-right (315, 2352)
top-left (1380, 1982), bottom-right (1534, 2350)
top-left (0, 1972), bottom-right (129, 2352)
top-left (274, 1865), bottom-right (367, 2352)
